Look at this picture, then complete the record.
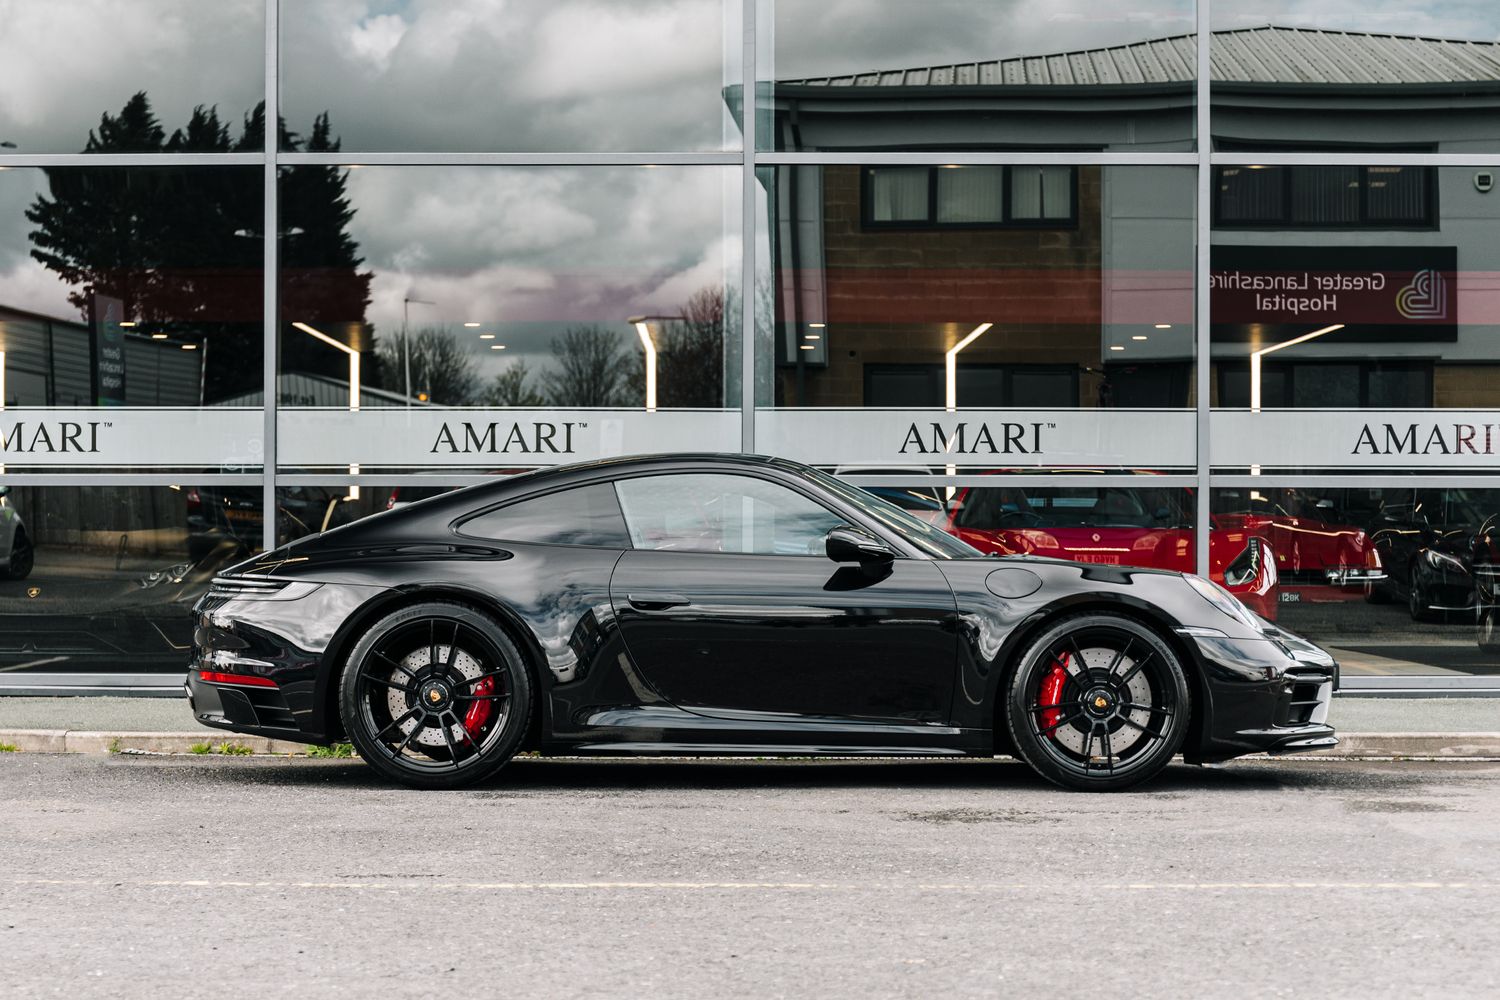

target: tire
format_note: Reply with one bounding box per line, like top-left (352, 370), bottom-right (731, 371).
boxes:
top-left (1408, 566), bottom-right (1437, 623)
top-left (5, 529), bottom-right (33, 581)
top-left (1004, 613), bottom-right (1191, 792)
top-left (339, 601), bottom-right (532, 790)
top-left (1478, 608), bottom-right (1500, 655)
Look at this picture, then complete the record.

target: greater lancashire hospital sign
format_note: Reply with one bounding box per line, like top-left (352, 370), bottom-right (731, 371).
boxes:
top-left (1211, 245), bottom-right (1458, 341)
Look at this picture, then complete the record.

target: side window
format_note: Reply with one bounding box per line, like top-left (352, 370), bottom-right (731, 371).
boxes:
top-left (459, 483), bottom-right (630, 547)
top-left (614, 474), bottom-right (848, 556)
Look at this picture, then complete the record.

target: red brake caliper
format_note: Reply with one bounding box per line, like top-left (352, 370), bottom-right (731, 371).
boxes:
top-left (1039, 654), bottom-right (1069, 737)
top-left (462, 677), bottom-right (495, 743)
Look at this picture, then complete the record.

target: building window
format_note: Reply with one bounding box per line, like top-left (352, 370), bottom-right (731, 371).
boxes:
top-left (1218, 361), bottom-right (1432, 408)
top-left (1215, 165), bottom-right (1434, 228)
top-left (864, 166), bottom-right (1076, 229)
top-left (864, 363), bottom-right (1080, 408)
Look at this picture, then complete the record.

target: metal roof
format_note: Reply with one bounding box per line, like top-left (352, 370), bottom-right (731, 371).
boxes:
top-left (778, 25), bottom-right (1500, 89)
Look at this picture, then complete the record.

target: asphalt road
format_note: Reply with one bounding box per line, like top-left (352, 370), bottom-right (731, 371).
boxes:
top-left (2, 755), bottom-right (1498, 998)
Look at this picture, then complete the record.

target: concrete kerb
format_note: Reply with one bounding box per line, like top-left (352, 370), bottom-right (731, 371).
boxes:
top-left (3, 729), bottom-right (1500, 760)
top-left (0, 730), bottom-right (310, 755)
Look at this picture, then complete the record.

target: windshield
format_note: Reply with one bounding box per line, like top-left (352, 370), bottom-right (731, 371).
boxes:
top-left (798, 467), bottom-right (981, 559)
top-left (955, 486), bottom-right (1190, 531)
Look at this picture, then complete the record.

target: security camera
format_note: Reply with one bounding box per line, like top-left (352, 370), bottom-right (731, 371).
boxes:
top-left (1477, 171), bottom-right (1495, 193)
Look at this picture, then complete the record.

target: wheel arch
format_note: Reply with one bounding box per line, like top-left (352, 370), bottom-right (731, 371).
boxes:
top-left (987, 594), bottom-right (1208, 759)
top-left (314, 584), bottom-right (549, 749)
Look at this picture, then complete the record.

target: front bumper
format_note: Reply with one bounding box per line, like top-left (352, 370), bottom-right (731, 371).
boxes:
top-left (1176, 628), bottom-right (1338, 763)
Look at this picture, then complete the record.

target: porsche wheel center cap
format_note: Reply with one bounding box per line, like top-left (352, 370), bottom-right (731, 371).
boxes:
top-left (420, 680), bottom-right (452, 711)
top-left (1084, 687), bottom-right (1115, 718)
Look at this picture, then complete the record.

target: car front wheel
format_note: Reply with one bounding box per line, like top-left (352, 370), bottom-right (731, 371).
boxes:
top-left (1005, 613), bottom-right (1190, 792)
top-left (4, 529), bottom-right (33, 580)
top-left (1479, 608), bottom-right (1500, 655)
top-left (340, 601), bottom-right (532, 790)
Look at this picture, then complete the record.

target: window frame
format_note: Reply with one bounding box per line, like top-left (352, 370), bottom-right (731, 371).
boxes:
top-left (861, 165), bottom-right (1079, 231)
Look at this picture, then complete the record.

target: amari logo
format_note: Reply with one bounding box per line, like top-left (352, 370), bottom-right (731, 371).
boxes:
top-left (431, 420), bottom-right (579, 454)
top-left (1395, 268), bottom-right (1446, 319)
top-left (898, 421), bottom-right (1048, 455)
top-left (0, 421), bottom-right (103, 453)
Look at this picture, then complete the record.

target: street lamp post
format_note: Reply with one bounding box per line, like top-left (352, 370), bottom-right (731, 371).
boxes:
top-left (626, 314), bottom-right (685, 412)
top-left (403, 296), bottom-right (435, 408)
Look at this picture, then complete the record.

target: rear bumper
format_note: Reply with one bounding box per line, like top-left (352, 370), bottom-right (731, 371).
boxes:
top-left (1177, 629), bottom-right (1338, 763)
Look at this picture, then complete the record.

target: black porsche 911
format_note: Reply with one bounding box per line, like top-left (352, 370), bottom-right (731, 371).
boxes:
top-left (188, 454), bottom-right (1338, 791)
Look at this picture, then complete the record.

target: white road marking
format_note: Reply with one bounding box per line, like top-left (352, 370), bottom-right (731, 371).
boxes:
top-left (7, 878), bottom-right (1492, 893)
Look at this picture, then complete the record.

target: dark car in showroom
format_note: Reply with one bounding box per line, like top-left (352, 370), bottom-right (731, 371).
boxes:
top-left (1365, 488), bottom-right (1499, 623)
top-left (188, 454), bottom-right (1338, 792)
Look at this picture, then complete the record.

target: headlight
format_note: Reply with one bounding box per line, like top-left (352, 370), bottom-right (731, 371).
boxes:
top-left (1185, 573), bottom-right (1259, 629)
top-left (1423, 549), bottom-right (1470, 575)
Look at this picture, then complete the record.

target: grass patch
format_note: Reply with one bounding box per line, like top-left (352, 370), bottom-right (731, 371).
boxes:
top-left (107, 738), bottom-right (122, 754)
top-left (306, 742), bottom-right (356, 759)
top-left (0, 742), bottom-right (19, 753)
top-left (187, 741), bottom-right (254, 756)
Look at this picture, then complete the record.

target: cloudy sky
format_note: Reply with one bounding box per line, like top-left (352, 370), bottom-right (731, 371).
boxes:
top-left (4, 0), bottom-right (1499, 386)
top-left (4, 0), bottom-right (1500, 154)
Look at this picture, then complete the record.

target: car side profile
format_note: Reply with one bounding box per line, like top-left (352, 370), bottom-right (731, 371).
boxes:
top-left (188, 454), bottom-right (1338, 791)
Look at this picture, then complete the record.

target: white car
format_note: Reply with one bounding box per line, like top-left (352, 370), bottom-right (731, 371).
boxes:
top-left (0, 485), bottom-right (33, 580)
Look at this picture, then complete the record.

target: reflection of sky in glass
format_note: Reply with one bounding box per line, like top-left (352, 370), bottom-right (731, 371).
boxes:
top-left (768, 0), bottom-right (1195, 81)
top-left (1213, 1), bottom-right (1500, 39)
top-left (281, 0), bottom-right (740, 151)
top-left (337, 166), bottom-right (737, 382)
top-left (0, 0), bottom-right (263, 153)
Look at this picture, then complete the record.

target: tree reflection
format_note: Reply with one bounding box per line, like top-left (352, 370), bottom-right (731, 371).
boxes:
top-left (24, 92), bottom-right (370, 403)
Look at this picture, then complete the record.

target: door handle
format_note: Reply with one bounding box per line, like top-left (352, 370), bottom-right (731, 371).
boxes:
top-left (627, 593), bottom-right (690, 611)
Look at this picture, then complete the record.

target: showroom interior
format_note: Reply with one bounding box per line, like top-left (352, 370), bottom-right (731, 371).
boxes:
top-left (1, 0), bottom-right (1499, 689)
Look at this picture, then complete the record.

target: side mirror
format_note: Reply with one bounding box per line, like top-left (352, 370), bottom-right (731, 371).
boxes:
top-left (0, 485), bottom-right (9, 498)
top-left (1315, 499), bottom-right (1334, 510)
top-left (825, 526), bottom-right (894, 568)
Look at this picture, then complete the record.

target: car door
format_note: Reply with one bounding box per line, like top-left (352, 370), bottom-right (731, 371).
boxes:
top-left (607, 471), bottom-right (958, 726)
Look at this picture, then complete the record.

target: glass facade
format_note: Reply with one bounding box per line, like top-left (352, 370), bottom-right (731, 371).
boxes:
top-left (3, 1), bottom-right (1499, 681)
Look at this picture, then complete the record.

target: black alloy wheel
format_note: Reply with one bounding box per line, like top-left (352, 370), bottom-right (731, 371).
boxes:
top-left (5, 529), bottom-right (33, 580)
top-left (1006, 613), bottom-right (1190, 792)
top-left (1408, 565), bottom-right (1437, 623)
top-left (339, 601), bottom-right (532, 789)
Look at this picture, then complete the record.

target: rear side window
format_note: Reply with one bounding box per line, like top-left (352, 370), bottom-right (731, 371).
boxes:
top-left (459, 483), bottom-right (630, 547)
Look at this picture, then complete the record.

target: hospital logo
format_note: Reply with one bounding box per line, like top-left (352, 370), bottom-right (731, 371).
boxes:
top-left (1395, 269), bottom-right (1446, 320)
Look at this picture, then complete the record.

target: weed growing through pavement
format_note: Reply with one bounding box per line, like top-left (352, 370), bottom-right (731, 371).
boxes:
top-left (0, 742), bottom-right (19, 752)
top-left (306, 742), bottom-right (356, 758)
top-left (188, 742), bottom-right (253, 756)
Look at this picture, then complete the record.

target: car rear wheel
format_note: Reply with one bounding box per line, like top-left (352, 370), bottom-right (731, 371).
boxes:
top-left (5, 529), bottom-right (33, 580)
top-left (1005, 613), bottom-right (1190, 792)
top-left (340, 601), bottom-right (532, 790)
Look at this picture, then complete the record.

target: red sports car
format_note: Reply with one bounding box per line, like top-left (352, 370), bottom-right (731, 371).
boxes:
top-left (1211, 487), bottom-right (1384, 599)
top-left (945, 485), bottom-right (1280, 620)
